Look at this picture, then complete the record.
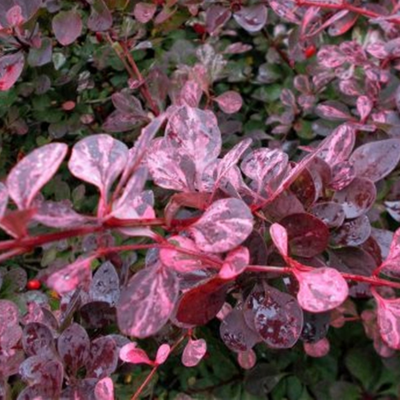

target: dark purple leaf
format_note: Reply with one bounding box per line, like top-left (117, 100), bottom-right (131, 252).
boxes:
top-left (68, 134), bottom-right (128, 204)
top-left (87, 0), bottom-right (112, 31)
top-left (27, 37), bottom-right (52, 67)
top-left (102, 110), bottom-right (145, 132)
top-left (189, 198), bottom-right (254, 253)
top-left (0, 348), bottom-right (24, 377)
top-left (57, 323), bottom-right (90, 374)
top-left (332, 177), bottom-right (376, 218)
top-left (279, 213), bottom-right (329, 257)
top-left (0, 52), bottom-right (24, 91)
top-left (220, 309), bottom-right (260, 352)
top-left (219, 246), bottom-right (249, 279)
top-left (52, 10), bottom-right (82, 46)
top-left (80, 301), bottom-right (116, 328)
top-left (110, 92), bottom-right (145, 116)
top-left (301, 311), bottom-right (330, 343)
top-left (349, 139), bottom-right (400, 182)
top-left (89, 261), bottom-right (120, 306)
top-left (182, 338), bottom-right (207, 367)
top-left (263, 190), bottom-right (305, 221)
top-left (176, 277), bottom-right (229, 325)
top-left (7, 143), bottom-right (68, 209)
top-left (233, 5), bottom-right (268, 32)
top-left (46, 256), bottom-right (95, 296)
top-left (331, 215), bottom-right (371, 246)
top-left (94, 377), bottom-right (114, 400)
top-left (311, 202), bottom-right (345, 228)
top-left (117, 264), bottom-right (179, 338)
top-left (215, 91), bottom-right (243, 114)
top-left (134, 2), bottom-right (156, 24)
top-left (33, 200), bottom-right (90, 228)
top-left (86, 336), bottom-right (118, 379)
top-left (290, 167), bottom-right (317, 208)
top-left (22, 323), bottom-right (55, 356)
top-left (385, 200), bottom-right (400, 223)
top-left (294, 267), bottom-right (349, 312)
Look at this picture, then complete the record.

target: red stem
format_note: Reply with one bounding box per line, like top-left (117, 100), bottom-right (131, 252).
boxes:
top-left (130, 365), bottom-right (158, 400)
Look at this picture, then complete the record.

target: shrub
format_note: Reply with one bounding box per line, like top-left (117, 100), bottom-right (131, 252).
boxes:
top-left (1, 0), bottom-right (400, 399)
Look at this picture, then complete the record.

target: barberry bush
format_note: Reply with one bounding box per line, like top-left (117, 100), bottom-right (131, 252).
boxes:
top-left (1, 0), bottom-right (400, 398)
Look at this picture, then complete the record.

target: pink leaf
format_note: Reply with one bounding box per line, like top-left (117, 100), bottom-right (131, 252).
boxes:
top-left (134, 2), bottom-right (156, 24)
top-left (270, 223), bottom-right (288, 258)
top-left (46, 257), bottom-right (95, 296)
top-left (7, 143), bottom-right (68, 209)
top-left (379, 228), bottom-right (400, 278)
top-left (205, 5), bottom-right (231, 34)
top-left (179, 80), bottom-right (202, 107)
top-left (68, 134), bottom-right (128, 204)
top-left (318, 124), bottom-right (355, 166)
top-left (189, 198), bottom-right (254, 253)
top-left (0, 300), bottom-right (21, 351)
top-left (155, 344), bottom-right (171, 365)
top-left (94, 377), bottom-right (114, 400)
top-left (6, 5), bottom-right (24, 27)
top-left (117, 264), bottom-right (179, 338)
top-left (357, 96), bottom-right (373, 121)
top-left (294, 267), bottom-right (349, 312)
top-left (52, 10), bottom-right (82, 46)
top-left (315, 101), bottom-right (351, 121)
top-left (0, 208), bottom-right (36, 238)
top-left (219, 246), bottom-right (249, 279)
top-left (0, 183), bottom-right (8, 218)
top-left (332, 177), bottom-right (376, 218)
top-left (215, 91), bottom-right (243, 114)
top-left (237, 349), bottom-right (256, 370)
top-left (87, 0), bottom-right (112, 31)
top-left (303, 338), bottom-right (330, 357)
top-left (233, 5), bottom-right (268, 32)
top-left (374, 294), bottom-right (400, 349)
top-left (182, 338), bottom-right (207, 367)
top-left (349, 139), bottom-right (400, 182)
top-left (119, 343), bottom-right (153, 365)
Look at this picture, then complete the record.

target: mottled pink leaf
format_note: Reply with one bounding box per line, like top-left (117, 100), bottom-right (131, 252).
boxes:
top-left (215, 91), bottom-right (243, 114)
top-left (223, 43), bottom-right (252, 54)
top-left (68, 134), bottom-right (128, 204)
top-left (0, 183), bottom-right (8, 218)
top-left (330, 161), bottom-right (355, 190)
top-left (160, 236), bottom-right (203, 273)
top-left (165, 106), bottom-right (222, 176)
top-left (270, 223), bottom-right (288, 258)
top-left (374, 294), bottom-right (400, 349)
top-left (86, 336), bottom-right (118, 379)
top-left (0, 208), bottom-right (35, 238)
top-left (94, 377), bottom-right (114, 400)
top-left (349, 138), bottom-right (400, 182)
top-left (57, 323), bottom-right (90, 374)
top-left (357, 95), bottom-right (373, 121)
top-left (311, 202), bottom-right (345, 228)
top-left (241, 148), bottom-right (288, 194)
top-left (6, 5), bottom-right (24, 26)
top-left (220, 308), bottom-right (260, 352)
top-left (176, 277), bottom-right (229, 325)
top-left (80, 301), bottom-right (116, 329)
top-left (46, 257), bottom-right (95, 296)
top-left (294, 267), bottom-right (349, 312)
top-left (117, 264), bottom-right (179, 338)
top-left (233, 5), bottom-right (268, 32)
top-left (7, 143), bottom-right (68, 209)
top-left (179, 80), bottom-right (202, 107)
top-left (155, 344), bottom-right (171, 365)
top-left (0, 300), bottom-right (21, 351)
top-left (205, 5), bottom-right (231, 34)
top-left (237, 349), bottom-right (256, 370)
top-left (219, 246), bottom-right (249, 279)
top-left (87, 0), bottom-right (112, 31)
top-left (385, 200), bottom-right (400, 223)
top-left (269, 0), bottom-right (301, 23)
top-left (331, 215), bottom-right (371, 246)
top-left (332, 177), bottom-right (376, 218)
top-left (279, 213), bottom-right (329, 257)
top-left (318, 124), bottom-right (355, 166)
top-left (303, 338), bottom-right (330, 357)
top-left (189, 198), bottom-right (253, 253)
top-left (89, 261), bottom-right (120, 306)
top-left (315, 101), bottom-right (351, 121)
top-left (380, 228), bottom-right (400, 278)
top-left (119, 343), bottom-right (153, 365)
top-left (33, 200), bottom-right (90, 228)
top-left (182, 338), bottom-right (207, 367)
top-left (134, 2), bottom-right (156, 23)
top-left (22, 323), bottom-right (55, 357)
top-left (52, 10), bottom-right (82, 46)
top-left (328, 11), bottom-right (358, 36)
top-left (0, 52), bottom-right (24, 91)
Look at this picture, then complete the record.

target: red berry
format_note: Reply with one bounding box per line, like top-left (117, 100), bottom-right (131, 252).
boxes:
top-left (193, 23), bottom-right (206, 35)
top-left (304, 45), bottom-right (317, 59)
top-left (26, 279), bottom-right (41, 290)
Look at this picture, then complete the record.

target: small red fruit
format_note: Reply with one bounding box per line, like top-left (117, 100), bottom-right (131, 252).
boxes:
top-left (26, 279), bottom-right (41, 290)
top-left (304, 45), bottom-right (317, 59)
top-left (193, 23), bottom-right (206, 35)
